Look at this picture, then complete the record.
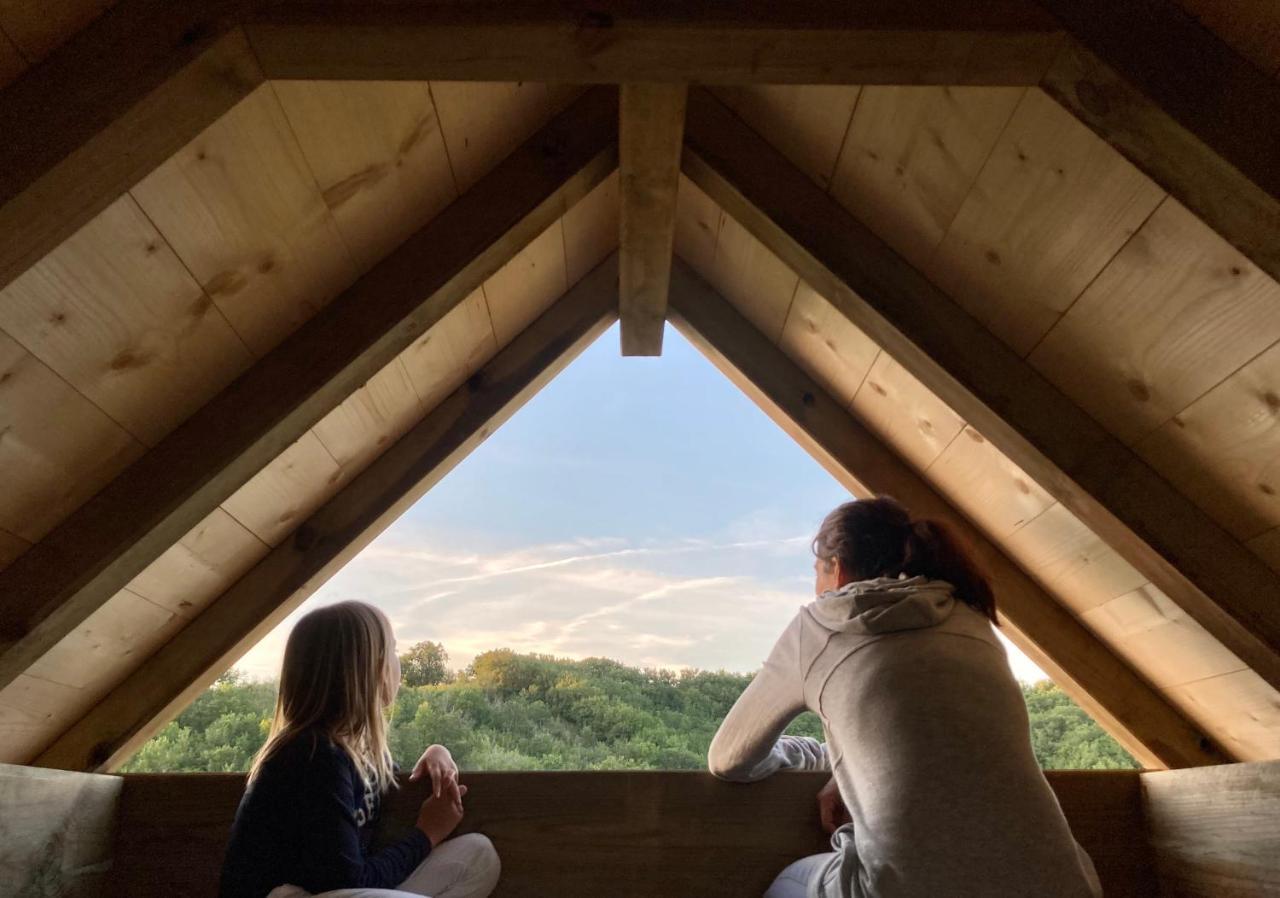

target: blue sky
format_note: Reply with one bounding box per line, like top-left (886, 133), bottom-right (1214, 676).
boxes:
top-left (236, 323), bottom-right (1046, 682)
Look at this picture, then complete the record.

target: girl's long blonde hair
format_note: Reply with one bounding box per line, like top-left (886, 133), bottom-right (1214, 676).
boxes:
top-left (249, 601), bottom-right (399, 793)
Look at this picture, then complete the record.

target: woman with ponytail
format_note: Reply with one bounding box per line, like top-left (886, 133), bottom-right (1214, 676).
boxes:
top-left (709, 497), bottom-right (1102, 898)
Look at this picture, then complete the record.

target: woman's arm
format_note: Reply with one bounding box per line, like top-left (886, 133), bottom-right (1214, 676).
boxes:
top-left (708, 614), bottom-right (829, 782)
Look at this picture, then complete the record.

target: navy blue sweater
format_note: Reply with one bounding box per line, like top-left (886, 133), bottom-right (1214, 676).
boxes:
top-left (219, 731), bottom-right (430, 898)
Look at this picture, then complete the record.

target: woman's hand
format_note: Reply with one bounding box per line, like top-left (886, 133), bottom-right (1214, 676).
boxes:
top-left (817, 776), bottom-right (850, 834)
top-left (415, 785), bottom-right (468, 847)
top-left (410, 744), bottom-right (461, 804)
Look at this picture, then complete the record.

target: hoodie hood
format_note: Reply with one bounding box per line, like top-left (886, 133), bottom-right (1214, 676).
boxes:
top-left (809, 575), bottom-right (956, 635)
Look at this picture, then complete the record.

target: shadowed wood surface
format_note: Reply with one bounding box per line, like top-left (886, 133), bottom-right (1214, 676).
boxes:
top-left (109, 770), bottom-right (1155, 898)
top-left (0, 87), bottom-right (617, 697)
top-left (1142, 759), bottom-right (1280, 897)
top-left (35, 259), bottom-right (618, 773)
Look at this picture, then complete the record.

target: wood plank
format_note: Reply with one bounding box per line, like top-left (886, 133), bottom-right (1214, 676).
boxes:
top-left (673, 175), bottom-right (722, 276)
top-left (563, 171), bottom-right (620, 287)
top-left (0, 763), bottom-right (121, 898)
top-left (668, 259), bottom-right (1222, 769)
top-left (131, 83), bottom-right (358, 356)
top-left (713, 85), bottom-right (861, 190)
top-left (706, 215), bottom-right (799, 344)
top-left (1031, 199), bottom-right (1280, 447)
top-left (682, 85), bottom-right (1280, 696)
top-left (0, 194), bottom-right (252, 445)
top-left (0, 3), bottom-right (262, 295)
top-left (1136, 340), bottom-right (1280, 543)
top-left (0, 529), bottom-right (29, 572)
top-left (1165, 672), bottom-right (1280, 763)
top-left (0, 0), bottom-right (114, 62)
top-left (221, 431), bottom-right (347, 548)
top-left (849, 351), bottom-right (967, 473)
top-left (1040, 37), bottom-right (1280, 294)
top-left (271, 80), bottom-right (458, 274)
top-left (927, 88), bottom-right (1165, 357)
top-left (829, 85), bottom-right (1023, 272)
top-left (1250, 528), bottom-right (1280, 574)
top-left (398, 289), bottom-right (496, 414)
top-left (312, 360), bottom-right (422, 474)
top-left (1002, 503), bottom-right (1147, 614)
top-left (619, 83), bottom-right (686, 356)
top-left (430, 81), bottom-right (561, 193)
top-left (1082, 585), bottom-right (1247, 690)
top-left (36, 257), bottom-right (618, 773)
top-left (1142, 759), bottom-right (1280, 895)
top-left (0, 676), bottom-right (82, 764)
top-left (928, 426), bottom-right (1056, 537)
top-left (245, 1), bottom-right (1064, 85)
top-left (109, 770), bottom-right (1156, 898)
top-left (0, 332), bottom-right (143, 543)
top-left (0, 88), bottom-right (618, 695)
top-left (484, 220), bottom-right (569, 347)
top-left (779, 283), bottom-right (880, 408)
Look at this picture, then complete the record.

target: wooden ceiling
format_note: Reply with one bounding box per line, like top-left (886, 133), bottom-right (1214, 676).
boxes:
top-left (0, 0), bottom-right (1277, 770)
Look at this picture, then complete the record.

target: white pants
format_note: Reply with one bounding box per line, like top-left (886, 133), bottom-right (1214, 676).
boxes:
top-left (764, 852), bottom-right (840, 898)
top-left (266, 833), bottom-right (501, 898)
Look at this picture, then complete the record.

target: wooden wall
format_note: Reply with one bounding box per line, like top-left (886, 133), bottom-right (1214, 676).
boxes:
top-left (1143, 759), bottom-right (1280, 897)
top-left (111, 770), bottom-right (1156, 898)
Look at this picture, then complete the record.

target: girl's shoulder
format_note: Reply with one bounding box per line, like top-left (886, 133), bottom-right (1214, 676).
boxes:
top-left (260, 729), bottom-right (354, 780)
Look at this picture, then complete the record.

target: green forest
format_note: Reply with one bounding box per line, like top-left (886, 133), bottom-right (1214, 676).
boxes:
top-left (124, 642), bottom-right (1139, 773)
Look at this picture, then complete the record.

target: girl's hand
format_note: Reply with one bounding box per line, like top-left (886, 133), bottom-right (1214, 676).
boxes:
top-left (415, 785), bottom-right (468, 847)
top-left (410, 744), bottom-right (461, 804)
top-left (817, 776), bottom-right (850, 834)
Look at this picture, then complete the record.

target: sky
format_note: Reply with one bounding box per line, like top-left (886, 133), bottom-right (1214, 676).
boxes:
top-left (235, 323), bottom-right (1047, 683)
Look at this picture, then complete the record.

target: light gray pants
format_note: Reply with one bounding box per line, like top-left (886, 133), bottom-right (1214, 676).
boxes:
top-left (266, 833), bottom-right (501, 898)
top-left (763, 852), bottom-right (841, 898)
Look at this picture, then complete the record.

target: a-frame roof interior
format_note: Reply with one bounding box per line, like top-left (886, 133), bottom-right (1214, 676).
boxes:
top-left (0, 0), bottom-right (1278, 778)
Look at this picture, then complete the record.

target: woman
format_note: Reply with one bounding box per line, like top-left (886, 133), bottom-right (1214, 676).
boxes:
top-left (219, 601), bottom-right (500, 898)
top-left (709, 497), bottom-right (1102, 898)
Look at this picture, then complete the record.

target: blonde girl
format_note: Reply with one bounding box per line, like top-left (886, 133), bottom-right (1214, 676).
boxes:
top-left (219, 601), bottom-right (500, 898)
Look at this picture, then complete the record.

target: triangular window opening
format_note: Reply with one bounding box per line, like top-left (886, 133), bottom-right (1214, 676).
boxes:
top-left (124, 324), bottom-right (1137, 773)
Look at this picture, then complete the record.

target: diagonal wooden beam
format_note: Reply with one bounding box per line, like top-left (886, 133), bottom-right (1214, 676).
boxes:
top-left (245, 1), bottom-right (1063, 86)
top-left (682, 87), bottom-right (1280, 694)
top-left (1037, 0), bottom-right (1280, 288)
top-left (619, 83), bottom-right (686, 355)
top-left (36, 257), bottom-right (620, 773)
top-left (668, 260), bottom-right (1223, 769)
top-left (0, 0), bottom-right (261, 294)
top-left (0, 88), bottom-right (618, 694)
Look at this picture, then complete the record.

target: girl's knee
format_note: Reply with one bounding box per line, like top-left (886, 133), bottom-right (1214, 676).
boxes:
top-left (450, 833), bottom-right (501, 890)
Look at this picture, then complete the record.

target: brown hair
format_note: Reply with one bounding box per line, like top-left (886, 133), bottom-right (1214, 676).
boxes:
top-left (249, 601), bottom-right (399, 792)
top-left (812, 496), bottom-right (997, 623)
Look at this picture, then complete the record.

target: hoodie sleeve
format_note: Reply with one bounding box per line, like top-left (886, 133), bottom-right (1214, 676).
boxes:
top-left (708, 613), bottom-right (829, 781)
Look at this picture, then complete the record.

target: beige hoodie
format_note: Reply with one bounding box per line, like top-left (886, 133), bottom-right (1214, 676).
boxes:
top-left (708, 576), bottom-right (1103, 898)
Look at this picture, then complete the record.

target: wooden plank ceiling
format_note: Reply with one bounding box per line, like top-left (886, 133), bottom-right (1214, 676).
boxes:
top-left (0, 0), bottom-right (1277, 769)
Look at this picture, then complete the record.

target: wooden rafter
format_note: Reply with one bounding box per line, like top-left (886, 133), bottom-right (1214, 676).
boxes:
top-left (243, 1), bottom-right (1063, 85)
top-left (37, 258), bottom-right (620, 772)
top-left (1038, 0), bottom-right (1280, 288)
top-left (618, 83), bottom-right (686, 355)
top-left (667, 260), bottom-right (1223, 770)
top-left (0, 88), bottom-right (619, 694)
top-left (0, 0), bottom-right (261, 294)
top-left (680, 87), bottom-right (1280, 692)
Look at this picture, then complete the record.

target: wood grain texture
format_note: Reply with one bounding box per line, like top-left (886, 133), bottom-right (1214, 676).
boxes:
top-left (0, 88), bottom-right (617, 696)
top-left (849, 351), bottom-right (966, 473)
top-left (1031, 199), bottom-right (1280, 447)
top-left (398, 289), bottom-right (496, 414)
top-left (830, 85), bottom-right (1023, 271)
top-left (0, 676), bottom-right (83, 764)
top-left (673, 175), bottom-right (722, 275)
top-left (221, 431), bottom-right (347, 548)
top-left (713, 85), bottom-right (861, 190)
top-left (0, 4), bottom-right (262, 295)
top-left (1040, 39), bottom-right (1280, 294)
top-left (272, 80), bottom-right (458, 274)
top-left (1250, 528), bottom-right (1280, 574)
top-left (108, 769), bottom-right (1156, 898)
top-left (619, 83), bottom-right (686, 355)
top-left (704, 214), bottom-right (799, 344)
top-left (131, 83), bottom-right (358, 356)
top-left (0, 194), bottom-right (252, 445)
top-left (928, 425), bottom-right (1057, 537)
top-left (1142, 759), bottom-right (1280, 895)
top-left (430, 81), bottom-right (562, 193)
top-left (36, 259), bottom-right (618, 773)
top-left (0, 332), bottom-right (143, 543)
top-left (682, 85), bottom-right (1280, 697)
top-left (1136, 340), bottom-right (1280, 543)
top-left (484, 220), bottom-right (570, 347)
top-left (311, 360), bottom-right (422, 474)
top-left (927, 88), bottom-right (1165, 357)
top-left (563, 171), bottom-right (620, 287)
top-left (1165, 672), bottom-right (1280, 763)
top-left (779, 283), bottom-right (880, 408)
top-left (245, 1), bottom-right (1063, 85)
top-left (669, 260), bottom-right (1221, 769)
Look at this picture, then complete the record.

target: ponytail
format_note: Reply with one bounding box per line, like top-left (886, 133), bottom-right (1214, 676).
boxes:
top-left (813, 496), bottom-right (997, 624)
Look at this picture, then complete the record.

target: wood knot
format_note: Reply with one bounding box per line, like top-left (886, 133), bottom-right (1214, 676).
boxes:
top-left (869, 382), bottom-right (887, 397)
top-left (1127, 379), bottom-right (1151, 402)
top-left (49, 311), bottom-right (66, 325)
top-left (801, 392), bottom-right (816, 407)
top-left (966, 429), bottom-right (985, 443)
top-left (1260, 483), bottom-right (1276, 497)
top-left (984, 249), bottom-right (1001, 266)
top-left (110, 349), bottom-right (152, 371)
top-left (257, 256), bottom-right (276, 274)
top-left (1264, 392), bottom-right (1280, 412)
top-left (467, 372), bottom-right (487, 392)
